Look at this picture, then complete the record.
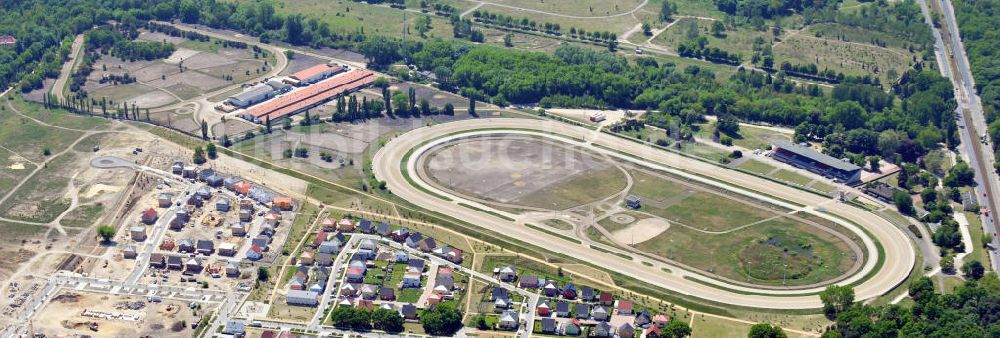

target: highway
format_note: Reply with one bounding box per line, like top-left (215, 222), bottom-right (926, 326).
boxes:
top-left (918, 0), bottom-right (1000, 270)
top-left (372, 118), bottom-right (916, 309)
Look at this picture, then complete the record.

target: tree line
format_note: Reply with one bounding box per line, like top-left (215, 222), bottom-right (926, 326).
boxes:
top-left (823, 274), bottom-right (1000, 337)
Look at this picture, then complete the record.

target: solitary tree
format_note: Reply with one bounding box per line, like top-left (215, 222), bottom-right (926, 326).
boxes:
top-left (200, 120), bottom-right (209, 140)
top-left (819, 285), bottom-right (854, 318)
top-left (659, 0), bottom-right (675, 22)
top-left (712, 21), bottom-right (726, 37)
top-left (893, 190), bottom-right (915, 215)
top-left (664, 320), bottom-right (692, 337)
top-left (748, 323), bottom-right (787, 338)
top-left (962, 260), bottom-right (985, 279)
top-left (206, 143), bottom-right (217, 159)
top-left (372, 307), bottom-right (404, 332)
top-left (420, 302), bottom-right (463, 336)
top-left (96, 224), bottom-right (116, 243)
top-left (193, 146), bottom-right (206, 164)
top-left (868, 156), bottom-right (881, 172)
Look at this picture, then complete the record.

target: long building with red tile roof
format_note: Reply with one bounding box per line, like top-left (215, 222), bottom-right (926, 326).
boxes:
top-left (242, 69), bottom-right (375, 123)
top-left (290, 63), bottom-right (345, 85)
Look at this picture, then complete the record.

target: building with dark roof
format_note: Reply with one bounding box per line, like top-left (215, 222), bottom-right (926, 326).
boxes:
top-left (772, 139), bottom-right (862, 184)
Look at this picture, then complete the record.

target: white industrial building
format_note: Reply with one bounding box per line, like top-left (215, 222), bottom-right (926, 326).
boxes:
top-left (286, 290), bottom-right (319, 306)
top-left (226, 83), bottom-right (275, 108)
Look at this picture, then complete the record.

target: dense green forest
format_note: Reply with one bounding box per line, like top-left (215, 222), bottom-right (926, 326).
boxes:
top-left (955, 0), bottom-right (1000, 119)
top-left (956, 0), bottom-right (1000, 171)
top-left (824, 274), bottom-right (1000, 337)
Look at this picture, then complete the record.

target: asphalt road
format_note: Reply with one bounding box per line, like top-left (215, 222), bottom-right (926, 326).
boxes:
top-left (919, 0), bottom-right (1000, 270)
top-left (372, 118), bottom-right (915, 309)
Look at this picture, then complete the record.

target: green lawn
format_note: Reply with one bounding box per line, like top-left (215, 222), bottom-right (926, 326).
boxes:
top-left (965, 212), bottom-right (991, 271)
top-left (653, 17), bottom-right (771, 63)
top-left (282, 203), bottom-right (321, 255)
top-left (543, 218), bottom-right (574, 231)
top-left (60, 204), bottom-right (105, 228)
top-left (629, 169), bottom-right (784, 232)
top-left (737, 159), bottom-right (776, 175)
top-left (810, 181), bottom-right (839, 194)
top-left (677, 142), bottom-right (730, 162)
top-left (397, 288), bottom-right (422, 303)
top-left (481, 255), bottom-right (574, 285)
top-left (771, 169), bottom-right (814, 186)
top-left (0, 151), bottom-right (79, 223)
top-left (690, 313), bottom-right (752, 338)
top-left (634, 214), bottom-right (859, 287)
top-left (514, 167), bottom-right (627, 210)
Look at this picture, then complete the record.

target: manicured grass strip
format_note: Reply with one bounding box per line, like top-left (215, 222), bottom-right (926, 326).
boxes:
top-left (525, 223), bottom-right (582, 244)
top-left (457, 202), bottom-right (515, 222)
top-left (590, 245), bottom-right (633, 260)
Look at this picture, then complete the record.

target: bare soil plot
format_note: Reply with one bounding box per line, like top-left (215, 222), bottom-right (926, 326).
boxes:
top-left (83, 34), bottom-right (265, 109)
top-left (423, 135), bottom-right (626, 209)
top-left (31, 291), bottom-right (202, 338)
top-left (138, 31), bottom-right (188, 45)
top-left (607, 216), bottom-right (671, 244)
top-left (279, 53), bottom-right (328, 76)
top-left (212, 119), bottom-right (259, 139)
top-left (387, 82), bottom-right (468, 108)
top-left (163, 48), bottom-right (201, 64)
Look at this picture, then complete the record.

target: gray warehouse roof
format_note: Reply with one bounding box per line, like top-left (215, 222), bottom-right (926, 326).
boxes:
top-left (772, 139), bottom-right (861, 172)
top-left (229, 83), bottom-right (273, 103)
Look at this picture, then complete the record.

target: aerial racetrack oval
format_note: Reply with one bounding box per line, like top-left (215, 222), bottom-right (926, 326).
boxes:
top-left (371, 117), bottom-right (916, 310)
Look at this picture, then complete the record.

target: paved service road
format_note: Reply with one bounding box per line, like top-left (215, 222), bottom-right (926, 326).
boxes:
top-left (372, 118), bottom-right (916, 309)
top-left (922, 0), bottom-right (1000, 271)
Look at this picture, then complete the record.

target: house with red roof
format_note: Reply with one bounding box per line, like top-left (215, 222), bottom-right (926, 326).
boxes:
top-left (312, 230), bottom-right (328, 248)
top-left (272, 196), bottom-right (293, 210)
top-left (289, 63), bottom-right (344, 85)
top-left (141, 208), bottom-right (158, 224)
top-left (616, 300), bottom-right (634, 315)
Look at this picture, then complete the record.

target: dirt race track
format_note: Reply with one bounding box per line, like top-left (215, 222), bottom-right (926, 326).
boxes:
top-left (423, 136), bottom-right (615, 205)
top-left (372, 118), bottom-right (916, 309)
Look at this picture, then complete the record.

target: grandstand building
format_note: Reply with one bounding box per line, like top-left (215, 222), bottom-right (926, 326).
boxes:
top-left (771, 139), bottom-right (862, 185)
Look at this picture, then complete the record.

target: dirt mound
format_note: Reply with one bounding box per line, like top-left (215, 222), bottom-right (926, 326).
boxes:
top-left (53, 293), bottom-right (80, 303)
top-left (612, 218), bottom-right (671, 245)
